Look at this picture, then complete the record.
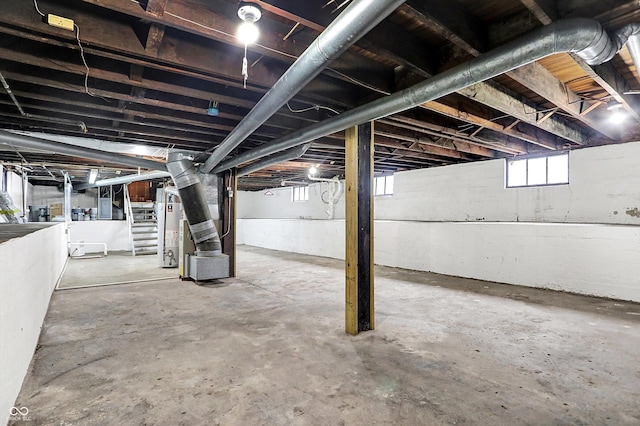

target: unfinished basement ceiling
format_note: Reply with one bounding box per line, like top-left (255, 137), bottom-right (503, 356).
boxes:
top-left (1, 0), bottom-right (639, 189)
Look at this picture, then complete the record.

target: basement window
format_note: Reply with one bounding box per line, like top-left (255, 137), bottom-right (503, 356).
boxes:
top-left (506, 153), bottom-right (569, 187)
top-left (374, 174), bottom-right (394, 196)
top-left (292, 186), bottom-right (309, 202)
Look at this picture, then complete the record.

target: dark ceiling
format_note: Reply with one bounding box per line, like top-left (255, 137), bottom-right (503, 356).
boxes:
top-left (1, 0), bottom-right (639, 189)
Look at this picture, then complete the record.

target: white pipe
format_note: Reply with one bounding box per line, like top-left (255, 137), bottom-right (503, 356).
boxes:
top-left (308, 175), bottom-right (342, 219)
top-left (68, 241), bottom-right (108, 257)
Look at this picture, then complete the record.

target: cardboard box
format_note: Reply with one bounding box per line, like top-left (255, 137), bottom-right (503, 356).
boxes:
top-left (49, 203), bottom-right (63, 218)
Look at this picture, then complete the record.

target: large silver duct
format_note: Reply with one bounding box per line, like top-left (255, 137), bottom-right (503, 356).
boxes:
top-left (166, 152), bottom-right (221, 257)
top-left (237, 144), bottom-right (310, 177)
top-left (200, 0), bottom-right (406, 173)
top-left (74, 170), bottom-right (171, 190)
top-left (0, 130), bottom-right (167, 171)
top-left (211, 18), bottom-right (640, 172)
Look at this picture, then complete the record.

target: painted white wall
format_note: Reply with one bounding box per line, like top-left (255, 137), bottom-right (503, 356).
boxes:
top-left (237, 218), bottom-right (345, 259)
top-left (237, 141), bottom-right (640, 302)
top-left (374, 142), bottom-right (640, 224)
top-left (239, 142), bottom-right (640, 225)
top-left (3, 171), bottom-right (31, 216)
top-left (0, 224), bottom-right (67, 423)
top-left (238, 181), bottom-right (346, 220)
top-left (238, 219), bottom-right (640, 302)
top-left (68, 220), bottom-right (131, 252)
top-left (31, 185), bottom-right (98, 210)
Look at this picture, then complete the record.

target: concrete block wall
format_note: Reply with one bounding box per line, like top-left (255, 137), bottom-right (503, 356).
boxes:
top-left (237, 141), bottom-right (640, 302)
top-left (0, 224), bottom-right (67, 422)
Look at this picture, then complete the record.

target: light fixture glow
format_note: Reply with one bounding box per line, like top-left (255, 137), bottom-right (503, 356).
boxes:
top-left (237, 2), bottom-right (262, 88)
top-left (607, 102), bottom-right (627, 124)
top-left (88, 169), bottom-right (98, 184)
top-left (309, 166), bottom-right (318, 175)
top-left (237, 21), bottom-right (259, 45)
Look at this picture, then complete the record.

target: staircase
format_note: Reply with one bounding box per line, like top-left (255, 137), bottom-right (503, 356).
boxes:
top-left (125, 184), bottom-right (158, 256)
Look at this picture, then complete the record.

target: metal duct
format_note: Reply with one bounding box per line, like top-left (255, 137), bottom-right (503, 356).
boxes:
top-left (200, 0), bottom-right (406, 173)
top-left (1, 72), bottom-right (87, 132)
top-left (237, 144), bottom-right (310, 177)
top-left (166, 152), bottom-right (221, 257)
top-left (0, 130), bottom-right (167, 171)
top-left (624, 29), bottom-right (640, 77)
top-left (212, 18), bottom-right (638, 172)
top-left (75, 170), bottom-right (171, 190)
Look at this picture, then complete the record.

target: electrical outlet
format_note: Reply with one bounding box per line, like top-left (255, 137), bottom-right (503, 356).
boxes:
top-left (47, 14), bottom-right (74, 31)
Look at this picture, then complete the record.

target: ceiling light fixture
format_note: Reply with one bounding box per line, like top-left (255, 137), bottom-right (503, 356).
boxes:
top-left (607, 102), bottom-right (627, 124)
top-left (88, 169), bottom-right (98, 184)
top-left (236, 1), bottom-right (262, 88)
top-left (309, 166), bottom-right (318, 175)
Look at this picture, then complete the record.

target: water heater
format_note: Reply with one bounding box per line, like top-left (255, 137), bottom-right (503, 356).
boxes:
top-left (157, 197), bottom-right (181, 268)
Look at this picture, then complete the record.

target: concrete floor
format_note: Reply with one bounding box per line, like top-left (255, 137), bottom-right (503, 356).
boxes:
top-left (11, 245), bottom-right (640, 425)
top-left (58, 252), bottom-right (178, 289)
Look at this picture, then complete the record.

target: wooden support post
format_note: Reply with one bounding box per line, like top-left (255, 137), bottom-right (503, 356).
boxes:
top-left (222, 168), bottom-right (237, 277)
top-left (345, 122), bottom-right (374, 335)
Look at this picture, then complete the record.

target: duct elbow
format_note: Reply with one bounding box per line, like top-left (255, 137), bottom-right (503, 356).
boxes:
top-left (166, 152), bottom-right (222, 257)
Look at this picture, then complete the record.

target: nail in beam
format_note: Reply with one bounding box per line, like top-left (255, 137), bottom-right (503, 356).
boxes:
top-left (345, 122), bottom-right (375, 335)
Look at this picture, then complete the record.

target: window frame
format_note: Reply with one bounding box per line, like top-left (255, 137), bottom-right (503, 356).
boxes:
top-left (506, 152), bottom-right (569, 188)
top-left (373, 174), bottom-right (394, 196)
top-left (291, 185), bottom-right (309, 202)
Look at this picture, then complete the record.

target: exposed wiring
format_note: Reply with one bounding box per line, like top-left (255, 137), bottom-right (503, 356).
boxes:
top-left (129, 0), bottom-right (384, 96)
top-left (33, 0), bottom-right (45, 17)
top-left (33, 0), bottom-right (109, 102)
top-left (286, 101), bottom-right (341, 115)
top-left (75, 24), bottom-right (110, 102)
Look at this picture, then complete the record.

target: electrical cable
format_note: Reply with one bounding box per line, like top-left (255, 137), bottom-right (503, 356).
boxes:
top-left (33, 0), bottom-right (109, 102)
top-left (33, 0), bottom-right (45, 17)
top-left (286, 101), bottom-right (341, 115)
top-left (74, 24), bottom-right (110, 102)
top-left (220, 170), bottom-right (234, 239)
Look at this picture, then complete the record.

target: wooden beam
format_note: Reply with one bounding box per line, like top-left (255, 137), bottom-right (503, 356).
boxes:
top-left (457, 81), bottom-right (589, 145)
top-left (345, 122), bottom-right (374, 335)
top-left (506, 62), bottom-right (617, 139)
top-left (404, 0), bottom-right (487, 56)
top-left (0, 5), bottom-right (358, 107)
top-left (571, 57), bottom-right (640, 123)
top-left (79, 0), bottom-right (393, 94)
top-left (146, 0), bottom-right (169, 16)
top-left (401, 0), bottom-right (611, 143)
top-left (253, 0), bottom-right (436, 78)
top-left (145, 23), bottom-right (166, 56)
top-left (519, 0), bottom-right (558, 25)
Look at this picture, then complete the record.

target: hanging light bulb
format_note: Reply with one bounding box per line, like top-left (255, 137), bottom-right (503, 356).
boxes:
top-left (237, 2), bottom-right (262, 88)
top-left (237, 21), bottom-right (259, 45)
top-left (607, 102), bottom-right (626, 124)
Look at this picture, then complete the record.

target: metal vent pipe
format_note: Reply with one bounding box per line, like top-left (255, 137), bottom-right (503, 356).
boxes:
top-left (0, 130), bottom-right (167, 171)
top-left (75, 170), bottom-right (171, 190)
top-left (237, 143), bottom-right (310, 177)
top-left (200, 0), bottom-right (406, 173)
top-left (622, 24), bottom-right (640, 76)
top-left (166, 152), bottom-right (221, 257)
top-left (211, 18), bottom-right (639, 172)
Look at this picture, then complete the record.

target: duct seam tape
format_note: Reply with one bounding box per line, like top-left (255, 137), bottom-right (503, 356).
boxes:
top-left (190, 220), bottom-right (214, 233)
top-left (173, 172), bottom-right (200, 189)
top-left (193, 231), bottom-right (219, 244)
